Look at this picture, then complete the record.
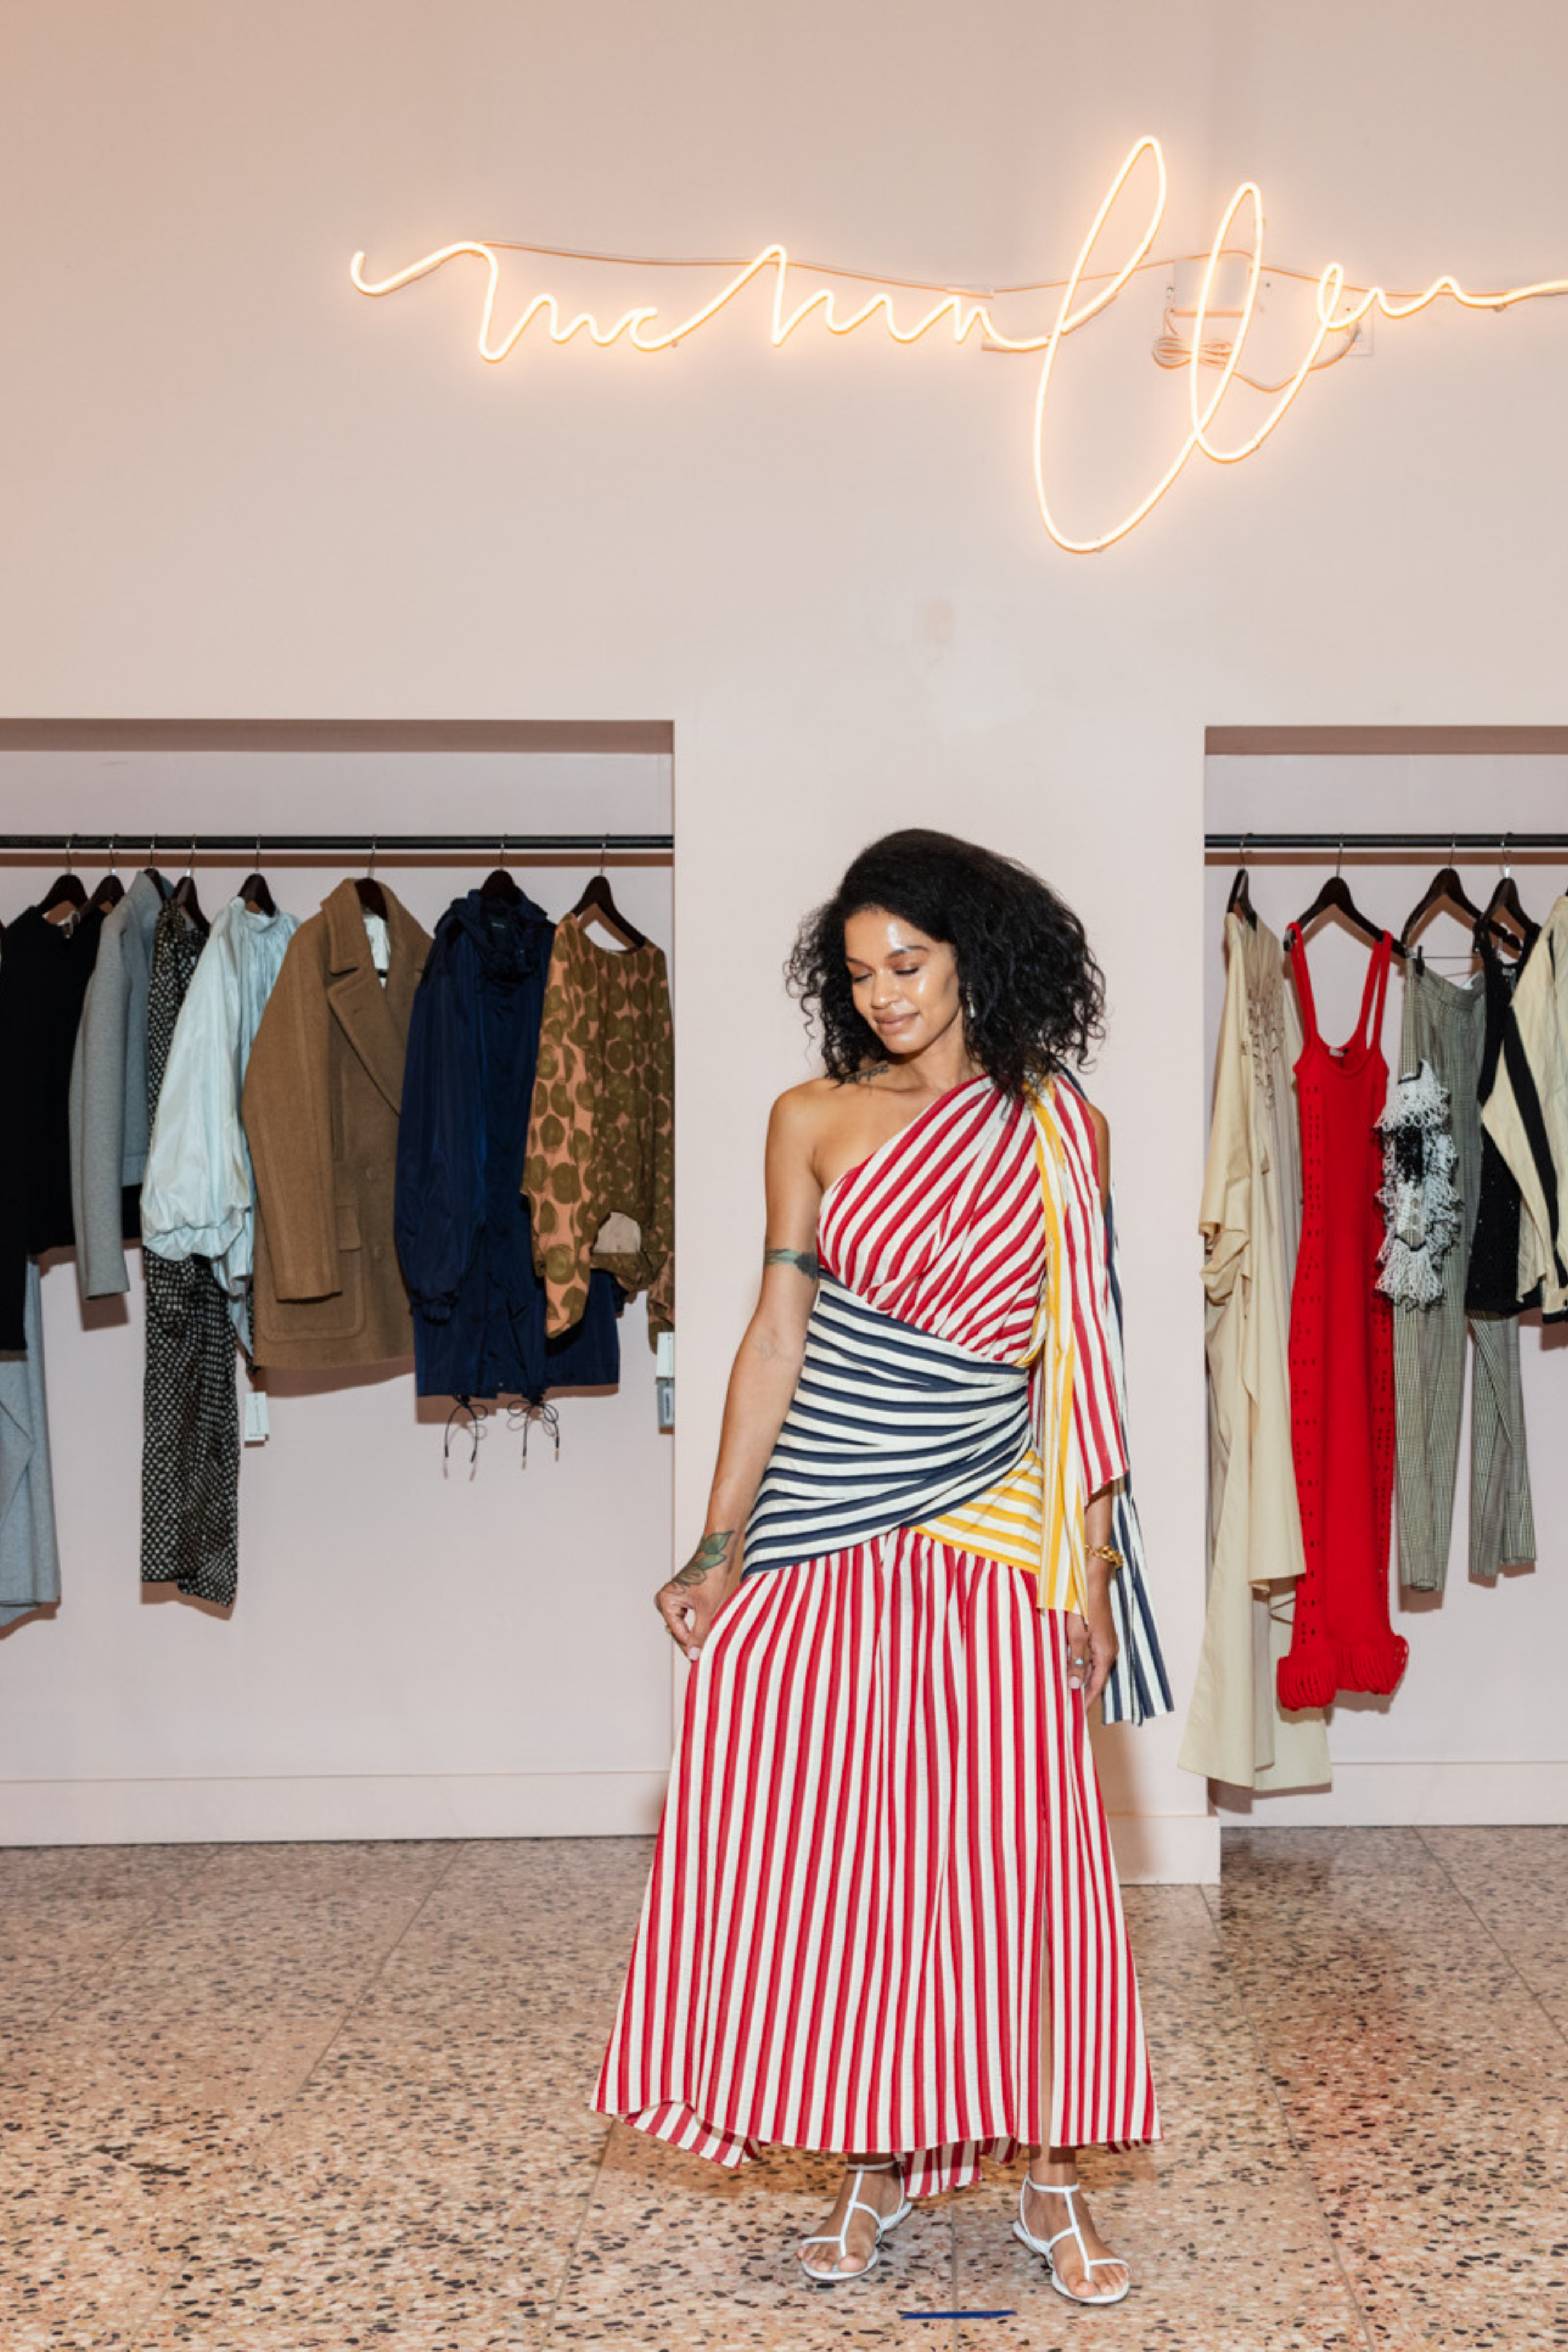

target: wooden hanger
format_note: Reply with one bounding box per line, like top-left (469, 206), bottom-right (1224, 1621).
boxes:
top-left (238, 836), bottom-right (277, 917)
top-left (1479, 838), bottom-right (1533, 950)
top-left (479, 836), bottom-right (524, 904)
top-left (571, 837), bottom-right (646, 950)
top-left (169, 840), bottom-right (208, 935)
top-left (1225, 837), bottom-right (1257, 930)
top-left (355, 838), bottom-right (387, 923)
top-left (1401, 847), bottom-right (1516, 954)
top-left (92, 839), bottom-right (124, 915)
top-left (40, 839), bottom-right (88, 927)
top-left (1293, 844), bottom-right (1405, 959)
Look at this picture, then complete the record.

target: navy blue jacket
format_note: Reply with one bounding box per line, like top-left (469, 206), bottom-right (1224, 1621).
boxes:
top-left (394, 890), bottom-right (620, 1402)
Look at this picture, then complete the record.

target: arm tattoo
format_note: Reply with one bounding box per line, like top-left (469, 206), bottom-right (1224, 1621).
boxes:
top-left (764, 1246), bottom-right (822, 1278)
top-left (671, 1530), bottom-right (735, 1588)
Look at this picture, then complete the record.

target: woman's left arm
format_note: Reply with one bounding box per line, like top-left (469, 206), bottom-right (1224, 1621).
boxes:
top-left (1068, 1100), bottom-right (1120, 1707)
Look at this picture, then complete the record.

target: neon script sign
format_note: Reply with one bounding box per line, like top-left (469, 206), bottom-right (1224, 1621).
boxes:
top-left (351, 137), bottom-right (1568, 554)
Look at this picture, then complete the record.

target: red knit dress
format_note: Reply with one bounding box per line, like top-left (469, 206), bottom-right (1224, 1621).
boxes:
top-left (1279, 925), bottom-right (1409, 1707)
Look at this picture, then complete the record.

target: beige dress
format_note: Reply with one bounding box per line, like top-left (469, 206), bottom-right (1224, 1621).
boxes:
top-left (1180, 911), bottom-right (1331, 1792)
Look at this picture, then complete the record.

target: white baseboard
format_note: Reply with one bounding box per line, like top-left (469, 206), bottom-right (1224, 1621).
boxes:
top-left (1107, 1810), bottom-right (1220, 1884)
top-left (0, 1769), bottom-right (1222, 1881)
top-left (1212, 1758), bottom-right (1568, 1828)
top-left (0, 1771), bottom-right (673, 1847)
top-left (0, 1771), bottom-right (1221, 1882)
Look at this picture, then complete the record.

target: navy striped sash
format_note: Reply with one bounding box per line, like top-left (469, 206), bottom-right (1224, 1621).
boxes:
top-left (743, 1275), bottom-right (1031, 1579)
top-left (1098, 1193), bottom-right (1173, 1726)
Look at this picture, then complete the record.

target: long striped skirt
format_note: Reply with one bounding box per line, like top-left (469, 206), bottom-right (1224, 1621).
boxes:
top-left (594, 1530), bottom-right (1160, 2194)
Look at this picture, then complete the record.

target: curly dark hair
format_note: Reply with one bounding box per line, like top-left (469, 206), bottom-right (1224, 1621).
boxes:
top-left (786, 828), bottom-right (1104, 1098)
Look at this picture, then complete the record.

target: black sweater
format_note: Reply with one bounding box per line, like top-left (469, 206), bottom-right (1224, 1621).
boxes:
top-left (0, 903), bottom-right (105, 1350)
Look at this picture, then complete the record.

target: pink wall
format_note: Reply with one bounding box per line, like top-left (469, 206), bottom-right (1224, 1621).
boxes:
top-left (5, 2), bottom-right (1568, 1876)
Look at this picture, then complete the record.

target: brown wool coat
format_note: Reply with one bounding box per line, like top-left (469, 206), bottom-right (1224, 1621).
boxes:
top-left (242, 880), bottom-right (432, 1369)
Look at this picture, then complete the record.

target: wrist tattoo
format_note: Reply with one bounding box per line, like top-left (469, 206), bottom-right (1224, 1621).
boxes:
top-left (765, 1247), bottom-right (822, 1278)
top-left (671, 1530), bottom-right (734, 1588)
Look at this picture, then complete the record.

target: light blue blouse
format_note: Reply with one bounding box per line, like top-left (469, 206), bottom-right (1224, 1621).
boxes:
top-left (140, 899), bottom-right (299, 1326)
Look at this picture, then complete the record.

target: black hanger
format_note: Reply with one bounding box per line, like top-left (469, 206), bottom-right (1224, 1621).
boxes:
top-left (479, 836), bottom-right (524, 904)
top-left (571, 837), bottom-right (646, 950)
top-left (1400, 847), bottom-right (1513, 952)
top-left (355, 838), bottom-right (387, 922)
top-left (170, 839), bottom-right (209, 935)
top-left (92, 839), bottom-right (125, 915)
top-left (39, 838), bottom-right (88, 924)
top-left (1225, 836), bottom-right (1257, 930)
top-left (1400, 860), bottom-right (1480, 946)
top-left (1479, 838), bottom-right (1533, 949)
top-left (1293, 844), bottom-right (1405, 959)
top-left (237, 836), bottom-right (277, 917)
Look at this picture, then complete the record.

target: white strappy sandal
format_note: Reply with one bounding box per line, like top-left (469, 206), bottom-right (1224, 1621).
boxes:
top-left (1013, 2173), bottom-right (1132, 2306)
top-left (798, 2159), bottom-right (912, 2285)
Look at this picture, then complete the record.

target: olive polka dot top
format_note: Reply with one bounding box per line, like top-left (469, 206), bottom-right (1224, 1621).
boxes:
top-left (523, 912), bottom-right (674, 1347)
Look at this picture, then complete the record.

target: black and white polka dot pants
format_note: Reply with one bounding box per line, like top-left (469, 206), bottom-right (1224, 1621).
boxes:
top-left (140, 1250), bottom-right (240, 1608)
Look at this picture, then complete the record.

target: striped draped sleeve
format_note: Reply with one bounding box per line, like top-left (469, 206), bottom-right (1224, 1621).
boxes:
top-left (1099, 1189), bottom-right (1174, 1726)
top-left (1052, 1079), bottom-right (1128, 1495)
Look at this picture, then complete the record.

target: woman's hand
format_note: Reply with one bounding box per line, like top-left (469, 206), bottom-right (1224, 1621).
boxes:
top-left (655, 1530), bottom-right (738, 1663)
top-left (1065, 1581), bottom-right (1120, 1711)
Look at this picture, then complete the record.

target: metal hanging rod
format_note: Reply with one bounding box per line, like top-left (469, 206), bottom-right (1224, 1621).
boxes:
top-left (0, 833), bottom-right (671, 854)
top-left (1206, 832), bottom-right (1568, 853)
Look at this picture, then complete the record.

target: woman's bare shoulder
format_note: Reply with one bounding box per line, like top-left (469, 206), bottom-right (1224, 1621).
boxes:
top-left (770, 1074), bottom-right (840, 1122)
top-left (770, 1068), bottom-right (895, 1117)
top-left (767, 1073), bottom-right (886, 1185)
top-left (766, 1076), bottom-right (837, 1154)
top-left (772, 1071), bottom-right (862, 1130)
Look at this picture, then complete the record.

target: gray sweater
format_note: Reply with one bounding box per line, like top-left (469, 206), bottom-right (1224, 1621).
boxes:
top-left (68, 867), bottom-right (168, 1297)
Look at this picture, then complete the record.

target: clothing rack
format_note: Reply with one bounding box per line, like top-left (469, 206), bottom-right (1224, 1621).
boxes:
top-left (0, 833), bottom-right (672, 854)
top-left (1205, 832), bottom-right (1568, 853)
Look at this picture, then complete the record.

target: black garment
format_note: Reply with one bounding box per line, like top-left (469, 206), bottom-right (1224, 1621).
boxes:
top-left (0, 903), bottom-right (105, 1350)
top-left (140, 1254), bottom-right (241, 1604)
top-left (395, 889), bottom-right (621, 1406)
top-left (1467, 919), bottom-right (1541, 1316)
top-left (1494, 918), bottom-right (1568, 1324)
top-left (139, 900), bottom-right (240, 1605)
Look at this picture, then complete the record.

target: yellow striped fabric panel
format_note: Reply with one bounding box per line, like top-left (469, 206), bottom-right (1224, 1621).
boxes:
top-left (914, 1452), bottom-right (1083, 1609)
top-left (1030, 1097), bottom-right (1088, 1617)
top-left (916, 1447), bottom-right (1045, 1577)
top-left (916, 1089), bottom-right (1087, 1616)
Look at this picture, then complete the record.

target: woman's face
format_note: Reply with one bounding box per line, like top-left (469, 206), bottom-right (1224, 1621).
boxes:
top-left (842, 905), bottom-right (963, 1060)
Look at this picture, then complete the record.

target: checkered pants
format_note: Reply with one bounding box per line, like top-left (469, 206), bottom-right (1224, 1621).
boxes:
top-left (1393, 959), bottom-right (1535, 1590)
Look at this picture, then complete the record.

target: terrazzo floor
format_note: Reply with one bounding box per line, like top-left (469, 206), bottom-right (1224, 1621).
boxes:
top-left (1, 1826), bottom-right (1565, 2349)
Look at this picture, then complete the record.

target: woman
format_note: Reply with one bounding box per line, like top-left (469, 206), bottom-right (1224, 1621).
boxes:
top-left (594, 829), bottom-right (1163, 2303)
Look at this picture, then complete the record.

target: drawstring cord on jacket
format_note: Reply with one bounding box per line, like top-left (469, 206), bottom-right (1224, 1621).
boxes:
top-left (508, 1398), bottom-right (560, 1464)
top-left (444, 1398), bottom-right (487, 1478)
top-left (443, 1395), bottom-right (561, 1473)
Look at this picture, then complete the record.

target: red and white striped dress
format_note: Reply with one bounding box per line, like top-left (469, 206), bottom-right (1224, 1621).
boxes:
top-left (595, 1075), bottom-right (1159, 2194)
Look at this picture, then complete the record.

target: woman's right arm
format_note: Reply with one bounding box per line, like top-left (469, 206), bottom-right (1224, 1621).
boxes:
top-left (654, 1086), bottom-right (824, 1661)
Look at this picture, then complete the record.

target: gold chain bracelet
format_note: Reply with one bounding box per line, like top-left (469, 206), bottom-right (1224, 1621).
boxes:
top-left (1085, 1542), bottom-right (1124, 1575)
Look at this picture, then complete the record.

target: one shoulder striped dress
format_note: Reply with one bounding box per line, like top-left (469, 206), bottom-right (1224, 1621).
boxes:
top-left (595, 1074), bottom-right (1167, 2196)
